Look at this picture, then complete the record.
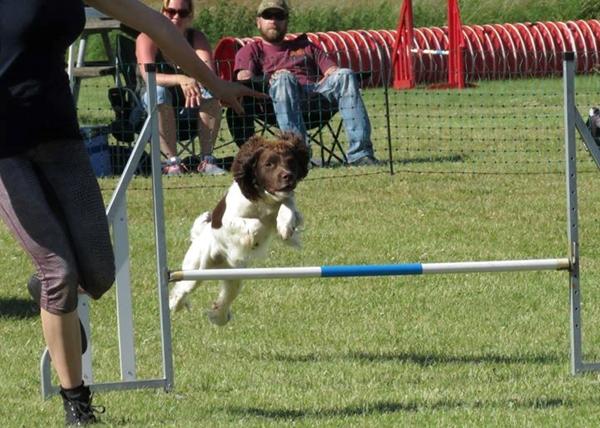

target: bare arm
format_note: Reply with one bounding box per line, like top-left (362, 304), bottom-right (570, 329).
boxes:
top-left (192, 31), bottom-right (216, 74)
top-left (86, 0), bottom-right (267, 112)
top-left (135, 32), bottom-right (190, 88)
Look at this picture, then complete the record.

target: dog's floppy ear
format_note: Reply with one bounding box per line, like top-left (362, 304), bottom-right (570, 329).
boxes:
top-left (280, 132), bottom-right (310, 181)
top-left (232, 135), bottom-right (265, 200)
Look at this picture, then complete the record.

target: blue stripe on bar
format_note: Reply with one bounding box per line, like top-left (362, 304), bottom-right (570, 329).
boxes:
top-left (321, 263), bottom-right (424, 277)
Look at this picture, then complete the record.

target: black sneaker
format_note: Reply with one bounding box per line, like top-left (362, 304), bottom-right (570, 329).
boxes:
top-left (27, 275), bottom-right (88, 354)
top-left (350, 155), bottom-right (381, 166)
top-left (60, 384), bottom-right (104, 426)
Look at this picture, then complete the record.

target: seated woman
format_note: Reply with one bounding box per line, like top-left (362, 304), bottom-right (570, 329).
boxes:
top-left (136, 0), bottom-right (224, 175)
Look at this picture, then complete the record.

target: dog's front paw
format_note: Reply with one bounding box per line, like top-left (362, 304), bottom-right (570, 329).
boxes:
top-left (206, 307), bottom-right (233, 326)
top-left (277, 209), bottom-right (302, 241)
top-left (236, 219), bottom-right (261, 248)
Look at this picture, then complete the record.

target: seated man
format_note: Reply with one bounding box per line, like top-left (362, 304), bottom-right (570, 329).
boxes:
top-left (136, 0), bottom-right (224, 175)
top-left (231, 0), bottom-right (379, 166)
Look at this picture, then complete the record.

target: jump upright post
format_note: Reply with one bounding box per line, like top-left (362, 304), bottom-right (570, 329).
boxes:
top-left (563, 51), bottom-right (600, 374)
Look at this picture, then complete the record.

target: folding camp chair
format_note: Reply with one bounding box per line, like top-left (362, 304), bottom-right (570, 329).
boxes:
top-left (225, 77), bottom-right (347, 166)
top-left (107, 34), bottom-right (199, 161)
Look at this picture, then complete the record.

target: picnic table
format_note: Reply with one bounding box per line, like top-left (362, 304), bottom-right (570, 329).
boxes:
top-left (67, 7), bottom-right (136, 104)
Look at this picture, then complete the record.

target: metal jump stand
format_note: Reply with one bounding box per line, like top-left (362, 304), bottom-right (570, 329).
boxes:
top-left (563, 51), bottom-right (600, 374)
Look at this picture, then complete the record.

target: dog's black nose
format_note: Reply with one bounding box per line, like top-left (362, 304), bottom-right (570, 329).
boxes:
top-left (280, 169), bottom-right (293, 181)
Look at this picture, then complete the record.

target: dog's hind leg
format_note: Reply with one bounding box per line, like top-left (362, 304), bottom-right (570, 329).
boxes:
top-left (207, 279), bottom-right (242, 326)
top-left (169, 279), bottom-right (198, 312)
top-left (169, 240), bottom-right (205, 312)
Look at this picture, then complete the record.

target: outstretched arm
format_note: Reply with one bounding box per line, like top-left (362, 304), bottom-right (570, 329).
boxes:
top-left (135, 33), bottom-right (194, 88)
top-left (87, 0), bottom-right (266, 113)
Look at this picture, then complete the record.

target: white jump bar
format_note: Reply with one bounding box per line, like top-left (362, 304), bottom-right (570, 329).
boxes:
top-left (169, 258), bottom-right (570, 282)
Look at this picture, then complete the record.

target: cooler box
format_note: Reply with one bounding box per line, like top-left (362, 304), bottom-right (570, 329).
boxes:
top-left (80, 125), bottom-right (112, 177)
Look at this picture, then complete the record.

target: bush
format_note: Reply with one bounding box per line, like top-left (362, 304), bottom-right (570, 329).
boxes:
top-left (82, 0), bottom-right (599, 61)
top-left (194, 0), bottom-right (400, 44)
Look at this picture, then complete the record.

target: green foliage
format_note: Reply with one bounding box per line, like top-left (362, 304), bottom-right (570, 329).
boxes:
top-left (83, 0), bottom-right (599, 58)
top-left (194, 0), bottom-right (257, 42)
top-left (579, 0), bottom-right (600, 19)
top-left (192, 0), bottom-right (399, 43)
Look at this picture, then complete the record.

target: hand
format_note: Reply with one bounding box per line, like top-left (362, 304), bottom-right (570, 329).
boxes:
top-left (269, 69), bottom-right (290, 86)
top-left (212, 80), bottom-right (269, 115)
top-left (180, 76), bottom-right (202, 108)
top-left (318, 66), bottom-right (339, 84)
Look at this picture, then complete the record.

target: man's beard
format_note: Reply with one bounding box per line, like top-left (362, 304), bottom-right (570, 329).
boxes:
top-left (260, 27), bottom-right (286, 43)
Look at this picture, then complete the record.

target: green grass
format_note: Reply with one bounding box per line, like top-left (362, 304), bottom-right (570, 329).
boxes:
top-left (4, 171), bottom-right (600, 426)
top-left (3, 73), bottom-right (600, 426)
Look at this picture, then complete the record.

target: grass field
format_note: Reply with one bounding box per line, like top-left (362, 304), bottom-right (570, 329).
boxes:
top-left (3, 71), bottom-right (600, 426)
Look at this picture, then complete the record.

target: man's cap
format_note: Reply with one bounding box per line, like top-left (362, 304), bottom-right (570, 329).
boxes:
top-left (257, 0), bottom-right (289, 16)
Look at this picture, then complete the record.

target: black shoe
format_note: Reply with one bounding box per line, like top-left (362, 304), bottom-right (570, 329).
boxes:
top-left (350, 155), bottom-right (381, 166)
top-left (27, 275), bottom-right (88, 354)
top-left (60, 384), bottom-right (104, 426)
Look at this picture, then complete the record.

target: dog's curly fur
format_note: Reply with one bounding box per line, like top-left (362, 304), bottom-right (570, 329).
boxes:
top-left (169, 132), bottom-right (309, 325)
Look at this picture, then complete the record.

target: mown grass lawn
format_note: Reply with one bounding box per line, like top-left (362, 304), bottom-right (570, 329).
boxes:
top-left (2, 72), bottom-right (600, 426)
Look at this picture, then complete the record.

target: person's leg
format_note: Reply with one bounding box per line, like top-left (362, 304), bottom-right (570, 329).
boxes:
top-left (0, 151), bottom-right (82, 389)
top-left (315, 68), bottom-right (375, 163)
top-left (269, 70), bottom-right (308, 140)
top-left (0, 140), bottom-right (112, 422)
top-left (41, 310), bottom-right (82, 388)
top-left (198, 91), bottom-right (222, 158)
top-left (226, 96), bottom-right (259, 147)
top-left (157, 104), bottom-right (179, 159)
top-left (142, 86), bottom-right (182, 173)
top-left (196, 92), bottom-right (225, 175)
top-left (32, 140), bottom-right (115, 298)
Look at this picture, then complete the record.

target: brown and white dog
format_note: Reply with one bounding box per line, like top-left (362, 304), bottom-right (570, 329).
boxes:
top-left (169, 132), bottom-right (310, 325)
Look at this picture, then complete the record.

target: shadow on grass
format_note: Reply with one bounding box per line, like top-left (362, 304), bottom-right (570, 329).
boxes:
top-left (308, 153), bottom-right (465, 170)
top-left (263, 350), bottom-right (560, 366)
top-left (0, 297), bottom-right (38, 320)
top-left (348, 350), bottom-right (560, 365)
top-left (394, 154), bottom-right (465, 165)
top-left (226, 397), bottom-right (569, 420)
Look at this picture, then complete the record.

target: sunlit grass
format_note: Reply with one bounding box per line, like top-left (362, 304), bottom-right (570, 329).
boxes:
top-left (4, 63), bottom-right (600, 426)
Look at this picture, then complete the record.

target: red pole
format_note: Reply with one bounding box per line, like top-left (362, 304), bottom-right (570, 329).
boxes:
top-left (447, 0), bottom-right (465, 88)
top-left (392, 0), bottom-right (415, 89)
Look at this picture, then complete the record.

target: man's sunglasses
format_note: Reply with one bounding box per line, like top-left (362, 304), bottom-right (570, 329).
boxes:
top-left (260, 10), bottom-right (288, 21)
top-left (163, 7), bottom-right (191, 18)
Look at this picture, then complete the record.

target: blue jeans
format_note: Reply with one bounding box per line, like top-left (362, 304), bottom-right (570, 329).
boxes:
top-left (269, 68), bottom-right (374, 163)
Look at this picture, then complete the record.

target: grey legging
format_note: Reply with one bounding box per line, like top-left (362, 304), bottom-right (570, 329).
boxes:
top-left (0, 139), bottom-right (114, 314)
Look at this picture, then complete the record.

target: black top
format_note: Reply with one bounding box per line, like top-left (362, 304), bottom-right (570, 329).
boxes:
top-left (0, 0), bottom-right (85, 157)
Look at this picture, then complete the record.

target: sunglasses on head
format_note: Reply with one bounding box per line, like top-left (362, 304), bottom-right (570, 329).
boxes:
top-left (260, 10), bottom-right (287, 21)
top-left (163, 7), bottom-right (191, 18)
